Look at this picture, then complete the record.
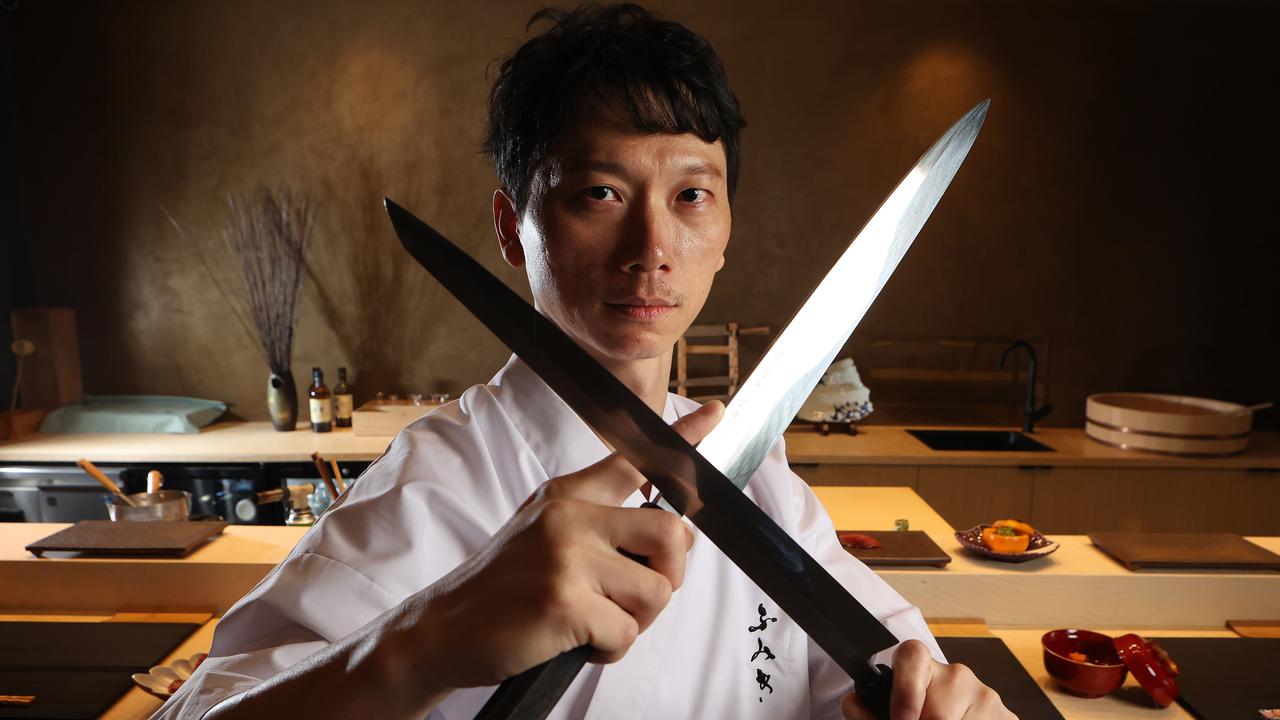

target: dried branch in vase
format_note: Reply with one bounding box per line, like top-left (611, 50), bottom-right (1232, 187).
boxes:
top-left (223, 188), bottom-right (312, 374)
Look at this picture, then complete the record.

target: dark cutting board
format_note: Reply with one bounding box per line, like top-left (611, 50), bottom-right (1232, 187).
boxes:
top-left (1148, 637), bottom-right (1280, 719)
top-left (838, 530), bottom-right (951, 567)
top-left (1088, 532), bottom-right (1280, 571)
top-left (936, 637), bottom-right (1064, 720)
top-left (0, 621), bottom-right (199, 719)
top-left (24, 520), bottom-right (227, 557)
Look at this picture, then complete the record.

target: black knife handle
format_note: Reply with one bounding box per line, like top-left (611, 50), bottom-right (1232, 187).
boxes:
top-left (855, 664), bottom-right (895, 720)
top-left (473, 644), bottom-right (593, 720)
top-left (471, 502), bottom-right (663, 720)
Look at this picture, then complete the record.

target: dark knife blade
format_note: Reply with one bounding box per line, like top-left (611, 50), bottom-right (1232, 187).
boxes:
top-left (386, 199), bottom-right (900, 716)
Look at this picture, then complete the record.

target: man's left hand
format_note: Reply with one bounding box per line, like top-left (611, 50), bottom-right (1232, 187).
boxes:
top-left (840, 640), bottom-right (1014, 720)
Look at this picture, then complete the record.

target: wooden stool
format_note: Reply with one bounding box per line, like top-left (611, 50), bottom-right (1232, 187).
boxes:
top-left (671, 322), bottom-right (769, 402)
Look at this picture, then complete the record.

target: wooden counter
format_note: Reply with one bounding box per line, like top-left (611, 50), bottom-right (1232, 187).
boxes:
top-left (0, 421), bottom-right (396, 463)
top-left (0, 524), bottom-right (308, 614)
top-left (5, 489), bottom-right (1276, 629)
top-left (3, 489), bottom-right (1276, 719)
top-left (3, 420), bottom-right (1276, 468)
top-left (814, 487), bottom-right (1280, 629)
top-left (785, 425), bottom-right (1280, 469)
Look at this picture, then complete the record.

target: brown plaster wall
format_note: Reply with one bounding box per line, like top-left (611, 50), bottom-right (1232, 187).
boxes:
top-left (6, 0), bottom-right (1276, 427)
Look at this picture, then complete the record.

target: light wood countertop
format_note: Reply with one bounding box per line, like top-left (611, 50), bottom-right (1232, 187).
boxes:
top-left (0, 421), bottom-right (395, 463)
top-left (4, 489), bottom-right (1275, 719)
top-left (785, 425), bottom-right (1280, 468)
top-left (5, 489), bottom-right (1277, 630)
top-left (3, 421), bottom-right (1276, 468)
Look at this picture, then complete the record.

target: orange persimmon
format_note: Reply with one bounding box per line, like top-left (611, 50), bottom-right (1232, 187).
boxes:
top-left (982, 525), bottom-right (1031, 553)
top-left (993, 518), bottom-right (1037, 536)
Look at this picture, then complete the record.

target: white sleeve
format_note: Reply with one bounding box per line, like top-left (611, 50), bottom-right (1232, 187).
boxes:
top-left (149, 552), bottom-right (406, 719)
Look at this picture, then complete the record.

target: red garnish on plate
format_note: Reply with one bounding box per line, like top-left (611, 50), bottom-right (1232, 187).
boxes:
top-left (838, 532), bottom-right (883, 549)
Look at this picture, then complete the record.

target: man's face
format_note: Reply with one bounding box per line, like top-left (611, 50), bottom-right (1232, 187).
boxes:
top-left (496, 109), bottom-right (731, 365)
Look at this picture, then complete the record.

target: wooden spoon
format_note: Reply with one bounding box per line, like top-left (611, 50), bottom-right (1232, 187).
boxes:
top-left (78, 458), bottom-right (136, 507)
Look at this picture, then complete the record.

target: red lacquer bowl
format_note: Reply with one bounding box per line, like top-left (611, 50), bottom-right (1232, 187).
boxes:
top-left (1041, 629), bottom-right (1128, 697)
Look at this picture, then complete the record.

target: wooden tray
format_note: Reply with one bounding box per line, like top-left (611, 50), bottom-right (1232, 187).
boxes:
top-left (0, 621), bottom-right (199, 719)
top-left (25, 520), bottom-right (227, 557)
top-left (1088, 532), bottom-right (1280, 571)
top-left (1149, 637), bottom-right (1280, 719)
top-left (837, 530), bottom-right (951, 567)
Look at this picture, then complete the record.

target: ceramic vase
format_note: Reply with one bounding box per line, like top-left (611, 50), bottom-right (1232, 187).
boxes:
top-left (267, 370), bottom-right (297, 431)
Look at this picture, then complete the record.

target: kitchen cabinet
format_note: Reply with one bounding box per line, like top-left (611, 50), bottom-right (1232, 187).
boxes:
top-left (1031, 466), bottom-right (1280, 535)
top-left (916, 466), bottom-right (1035, 531)
top-left (784, 426), bottom-right (1280, 534)
top-left (788, 463), bottom-right (916, 488)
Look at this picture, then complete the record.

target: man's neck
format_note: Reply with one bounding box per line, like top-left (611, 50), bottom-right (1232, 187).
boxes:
top-left (595, 353), bottom-right (672, 415)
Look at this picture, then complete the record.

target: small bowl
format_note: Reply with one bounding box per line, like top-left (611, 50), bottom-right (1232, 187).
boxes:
top-left (1042, 629), bottom-right (1127, 697)
top-left (131, 652), bottom-right (207, 699)
top-left (955, 524), bottom-right (1059, 563)
top-left (108, 490), bottom-right (191, 522)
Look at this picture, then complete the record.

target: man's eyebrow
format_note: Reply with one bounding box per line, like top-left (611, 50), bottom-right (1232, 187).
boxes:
top-left (561, 159), bottom-right (724, 180)
top-left (676, 161), bottom-right (723, 179)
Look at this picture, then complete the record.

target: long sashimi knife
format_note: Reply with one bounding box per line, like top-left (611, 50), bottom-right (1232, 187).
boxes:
top-left (387, 99), bottom-right (988, 720)
top-left (697, 99), bottom-right (989, 492)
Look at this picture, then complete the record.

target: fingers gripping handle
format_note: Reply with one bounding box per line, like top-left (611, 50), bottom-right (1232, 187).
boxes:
top-left (471, 502), bottom-right (663, 720)
top-left (855, 664), bottom-right (895, 720)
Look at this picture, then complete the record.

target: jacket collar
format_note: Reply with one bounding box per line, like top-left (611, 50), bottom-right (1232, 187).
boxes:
top-left (490, 354), bottom-right (681, 482)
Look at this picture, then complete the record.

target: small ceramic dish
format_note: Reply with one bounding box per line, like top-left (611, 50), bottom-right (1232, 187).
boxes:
top-left (131, 652), bottom-right (207, 699)
top-left (955, 525), bottom-right (1059, 562)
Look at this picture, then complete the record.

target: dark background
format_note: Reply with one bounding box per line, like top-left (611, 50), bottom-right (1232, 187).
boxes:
top-left (2, 0), bottom-right (1276, 427)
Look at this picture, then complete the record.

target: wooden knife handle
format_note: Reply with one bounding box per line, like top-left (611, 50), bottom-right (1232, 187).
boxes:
top-left (471, 502), bottom-right (663, 720)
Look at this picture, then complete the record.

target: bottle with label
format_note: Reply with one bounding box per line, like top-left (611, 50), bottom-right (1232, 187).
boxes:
top-left (334, 367), bottom-right (354, 428)
top-left (308, 367), bottom-right (332, 433)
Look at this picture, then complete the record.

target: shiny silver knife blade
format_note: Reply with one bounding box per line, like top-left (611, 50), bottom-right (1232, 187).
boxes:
top-left (697, 100), bottom-right (989, 490)
top-left (386, 198), bottom-right (900, 717)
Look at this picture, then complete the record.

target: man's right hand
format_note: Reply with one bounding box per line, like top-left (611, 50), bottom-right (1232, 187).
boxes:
top-left (411, 399), bottom-right (724, 692)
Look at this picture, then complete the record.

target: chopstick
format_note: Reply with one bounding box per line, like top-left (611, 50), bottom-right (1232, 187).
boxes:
top-left (310, 452), bottom-right (340, 500)
top-left (77, 458), bottom-right (136, 506)
top-left (329, 459), bottom-right (346, 493)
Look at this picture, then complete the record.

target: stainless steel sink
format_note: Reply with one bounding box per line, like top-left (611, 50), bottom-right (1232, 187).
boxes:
top-left (906, 429), bottom-right (1054, 452)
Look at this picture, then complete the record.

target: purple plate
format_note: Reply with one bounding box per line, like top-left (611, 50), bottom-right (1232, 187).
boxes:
top-left (955, 525), bottom-right (1059, 563)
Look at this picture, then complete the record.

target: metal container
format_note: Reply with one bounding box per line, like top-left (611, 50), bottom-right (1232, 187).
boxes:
top-left (107, 490), bottom-right (192, 522)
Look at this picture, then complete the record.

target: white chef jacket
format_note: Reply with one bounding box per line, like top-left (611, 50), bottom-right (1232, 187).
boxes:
top-left (155, 356), bottom-right (944, 720)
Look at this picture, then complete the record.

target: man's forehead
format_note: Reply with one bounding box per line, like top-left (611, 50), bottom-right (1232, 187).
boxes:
top-left (547, 111), bottom-right (728, 177)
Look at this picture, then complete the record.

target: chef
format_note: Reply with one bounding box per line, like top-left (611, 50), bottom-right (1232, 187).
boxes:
top-left (157, 4), bottom-right (1011, 719)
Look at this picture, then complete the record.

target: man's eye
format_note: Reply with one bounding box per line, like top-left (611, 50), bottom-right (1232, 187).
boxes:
top-left (585, 186), bottom-right (617, 201)
top-left (678, 188), bottom-right (708, 203)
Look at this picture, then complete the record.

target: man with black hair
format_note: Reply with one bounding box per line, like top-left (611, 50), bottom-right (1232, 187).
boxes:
top-left (157, 5), bottom-right (1011, 719)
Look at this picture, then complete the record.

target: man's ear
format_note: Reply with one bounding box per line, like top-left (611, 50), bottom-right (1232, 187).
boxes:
top-left (493, 188), bottom-right (525, 268)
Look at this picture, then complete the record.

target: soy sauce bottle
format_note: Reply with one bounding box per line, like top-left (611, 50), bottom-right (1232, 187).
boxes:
top-left (308, 367), bottom-right (332, 433)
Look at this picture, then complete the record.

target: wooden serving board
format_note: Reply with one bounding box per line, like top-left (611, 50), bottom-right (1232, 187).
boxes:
top-left (1149, 637), bottom-right (1280, 719)
top-left (1088, 532), bottom-right (1280, 571)
top-left (25, 520), bottom-right (227, 558)
top-left (838, 530), bottom-right (951, 567)
top-left (0, 621), bottom-right (199, 719)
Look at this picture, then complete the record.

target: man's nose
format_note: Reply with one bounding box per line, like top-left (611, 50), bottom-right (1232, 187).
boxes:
top-left (619, 199), bottom-right (675, 274)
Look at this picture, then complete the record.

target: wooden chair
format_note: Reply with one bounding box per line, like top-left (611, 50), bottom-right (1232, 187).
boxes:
top-left (671, 322), bottom-right (770, 402)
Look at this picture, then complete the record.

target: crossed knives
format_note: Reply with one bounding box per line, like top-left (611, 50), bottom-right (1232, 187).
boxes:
top-left (386, 100), bottom-right (989, 720)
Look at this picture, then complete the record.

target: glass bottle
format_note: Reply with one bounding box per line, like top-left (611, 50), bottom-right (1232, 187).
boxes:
top-left (334, 367), bottom-right (354, 428)
top-left (308, 367), bottom-right (332, 433)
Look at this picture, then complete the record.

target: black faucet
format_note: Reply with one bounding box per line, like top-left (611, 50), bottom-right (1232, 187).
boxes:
top-left (999, 340), bottom-right (1053, 434)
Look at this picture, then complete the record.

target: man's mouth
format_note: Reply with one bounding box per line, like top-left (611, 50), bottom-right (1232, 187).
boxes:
top-left (605, 296), bottom-right (676, 321)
